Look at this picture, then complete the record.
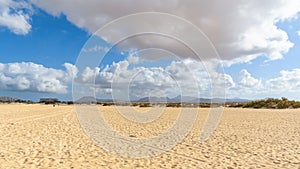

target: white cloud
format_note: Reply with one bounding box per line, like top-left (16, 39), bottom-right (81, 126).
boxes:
top-left (297, 30), bottom-right (300, 36)
top-left (226, 69), bottom-right (264, 97)
top-left (31, 0), bottom-right (300, 63)
top-left (73, 58), bottom-right (298, 100)
top-left (74, 59), bottom-right (233, 100)
top-left (0, 62), bottom-right (77, 94)
top-left (2, 60), bottom-right (299, 100)
top-left (127, 54), bottom-right (140, 64)
top-left (238, 69), bottom-right (263, 89)
top-left (82, 45), bottom-right (110, 53)
top-left (221, 68), bottom-right (300, 100)
top-left (0, 0), bottom-right (32, 35)
top-left (266, 68), bottom-right (300, 93)
top-left (63, 63), bottom-right (79, 81)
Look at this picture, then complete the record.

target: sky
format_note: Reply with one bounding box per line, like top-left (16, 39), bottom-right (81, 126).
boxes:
top-left (0, 0), bottom-right (300, 101)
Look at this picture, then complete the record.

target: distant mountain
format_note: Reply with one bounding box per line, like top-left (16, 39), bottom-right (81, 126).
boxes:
top-left (135, 97), bottom-right (172, 102)
top-left (170, 95), bottom-right (197, 102)
top-left (191, 98), bottom-right (213, 103)
top-left (135, 95), bottom-right (250, 103)
top-left (76, 96), bottom-right (114, 103)
top-left (76, 95), bottom-right (250, 103)
top-left (76, 96), bottom-right (97, 103)
top-left (225, 97), bottom-right (250, 103)
top-left (192, 97), bottom-right (250, 103)
top-left (136, 95), bottom-right (250, 103)
top-left (96, 98), bottom-right (115, 102)
top-left (171, 95), bottom-right (250, 103)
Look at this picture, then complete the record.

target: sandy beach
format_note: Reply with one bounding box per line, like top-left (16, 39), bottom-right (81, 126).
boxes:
top-left (0, 104), bottom-right (299, 168)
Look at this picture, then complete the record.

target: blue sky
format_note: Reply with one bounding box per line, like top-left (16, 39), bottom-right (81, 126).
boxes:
top-left (0, 0), bottom-right (300, 101)
top-left (0, 10), bottom-right (88, 68)
top-left (225, 18), bottom-right (300, 80)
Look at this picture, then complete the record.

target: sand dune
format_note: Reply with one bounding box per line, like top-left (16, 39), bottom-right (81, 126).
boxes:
top-left (0, 104), bottom-right (299, 168)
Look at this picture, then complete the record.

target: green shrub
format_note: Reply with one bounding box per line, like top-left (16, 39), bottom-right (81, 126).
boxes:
top-left (240, 97), bottom-right (300, 109)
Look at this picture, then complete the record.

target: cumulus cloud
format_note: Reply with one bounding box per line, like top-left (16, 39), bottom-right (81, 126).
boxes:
top-left (31, 0), bottom-right (300, 63)
top-left (0, 62), bottom-right (77, 94)
top-left (266, 68), bottom-right (300, 93)
top-left (2, 60), bottom-right (298, 100)
top-left (238, 69), bottom-right (263, 89)
top-left (226, 69), bottom-right (264, 97)
top-left (72, 57), bottom-right (298, 100)
top-left (73, 58), bottom-right (233, 100)
top-left (0, 0), bottom-right (32, 35)
top-left (222, 68), bottom-right (300, 99)
top-left (127, 54), bottom-right (140, 64)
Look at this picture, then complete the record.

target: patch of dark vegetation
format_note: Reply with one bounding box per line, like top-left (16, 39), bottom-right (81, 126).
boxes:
top-left (131, 103), bottom-right (139, 107)
top-left (228, 97), bottom-right (300, 109)
top-left (166, 103), bottom-right (181, 107)
top-left (139, 103), bottom-right (151, 107)
top-left (102, 102), bottom-right (115, 106)
top-left (66, 101), bottom-right (74, 105)
top-left (198, 103), bottom-right (212, 108)
top-left (39, 98), bottom-right (60, 105)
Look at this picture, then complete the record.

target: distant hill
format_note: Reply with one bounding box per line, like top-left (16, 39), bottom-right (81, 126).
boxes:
top-left (75, 96), bottom-right (97, 103)
top-left (75, 96), bottom-right (114, 103)
top-left (186, 97), bottom-right (249, 103)
top-left (135, 97), bottom-right (172, 102)
top-left (135, 95), bottom-right (250, 103)
top-left (75, 95), bottom-right (250, 103)
top-left (225, 97), bottom-right (250, 103)
top-left (169, 95), bottom-right (197, 102)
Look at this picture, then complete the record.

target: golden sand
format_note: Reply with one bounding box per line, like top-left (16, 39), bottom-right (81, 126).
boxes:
top-left (0, 104), bottom-right (299, 168)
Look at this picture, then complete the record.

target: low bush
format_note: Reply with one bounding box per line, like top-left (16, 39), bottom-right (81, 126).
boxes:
top-left (139, 103), bottom-right (151, 107)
